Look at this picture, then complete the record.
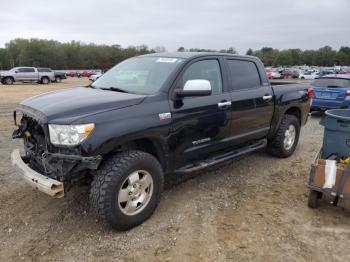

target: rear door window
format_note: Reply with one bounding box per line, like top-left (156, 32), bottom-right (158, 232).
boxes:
top-left (26, 68), bottom-right (35, 73)
top-left (226, 60), bottom-right (261, 90)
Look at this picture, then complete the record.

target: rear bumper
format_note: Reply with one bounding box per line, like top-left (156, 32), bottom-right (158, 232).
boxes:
top-left (11, 149), bottom-right (64, 198)
top-left (311, 98), bottom-right (350, 111)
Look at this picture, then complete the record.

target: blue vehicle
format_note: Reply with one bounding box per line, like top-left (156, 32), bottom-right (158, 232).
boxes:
top-left (310, 75), bottom-right (350, 112)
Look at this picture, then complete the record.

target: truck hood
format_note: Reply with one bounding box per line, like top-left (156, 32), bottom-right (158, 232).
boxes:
top-left (17, 87), bottom-right (146, 123)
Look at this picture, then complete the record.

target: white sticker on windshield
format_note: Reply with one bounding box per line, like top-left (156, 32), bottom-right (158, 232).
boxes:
top-left (156, 58), bottom-right (178, 63)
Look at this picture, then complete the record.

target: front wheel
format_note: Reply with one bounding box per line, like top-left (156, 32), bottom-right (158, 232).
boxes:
top-left (267, 114), bottom-right (300, 158)
top-left (4, 77), bottom-right (14, 85)
top-left (90, 150), bottom-right (164, 230)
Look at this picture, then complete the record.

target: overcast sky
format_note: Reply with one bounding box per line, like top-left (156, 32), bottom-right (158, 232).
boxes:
top-left (0, 0), bottom-right (349, 53)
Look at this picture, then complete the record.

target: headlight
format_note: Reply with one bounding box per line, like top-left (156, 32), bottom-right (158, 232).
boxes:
top-left (48, 124), bottom-right (95, 146)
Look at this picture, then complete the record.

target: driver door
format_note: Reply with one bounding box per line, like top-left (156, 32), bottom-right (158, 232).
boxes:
top-left (169, 58), bottom-right (232, 169)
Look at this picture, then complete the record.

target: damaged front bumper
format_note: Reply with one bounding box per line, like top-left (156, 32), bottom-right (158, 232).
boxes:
top-left (11, 149), bottom-right (102, 198)
top-left (11, 149), bottom-right (64, 198)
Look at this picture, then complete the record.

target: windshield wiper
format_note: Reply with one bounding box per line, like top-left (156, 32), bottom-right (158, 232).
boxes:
top-left (101, 87), bottom-right (129, 93)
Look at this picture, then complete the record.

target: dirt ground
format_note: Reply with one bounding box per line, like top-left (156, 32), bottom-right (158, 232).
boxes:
top-left (1, 78), bottom-right (350, 262)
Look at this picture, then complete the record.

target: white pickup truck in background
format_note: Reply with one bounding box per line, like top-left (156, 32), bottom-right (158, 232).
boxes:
top-left (0, 67), bottom-right (55, 85)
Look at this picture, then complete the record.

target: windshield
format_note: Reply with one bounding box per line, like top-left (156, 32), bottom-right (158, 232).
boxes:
top-left (311, 78), bottom-right (350, 88)
top-left (91, 57), bottom-right (184, 94)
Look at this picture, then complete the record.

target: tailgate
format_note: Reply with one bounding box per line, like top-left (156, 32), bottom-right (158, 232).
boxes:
top-left (314, 87), bottom-right (348, 101)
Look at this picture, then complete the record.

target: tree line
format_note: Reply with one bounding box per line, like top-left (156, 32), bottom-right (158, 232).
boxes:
top-left (178, 46), bottom-right (350, 67)
top-left (0, 39), bottom-right (155, 70)
top-left (0, 38), bottom-right (349, 70)
top-left (246, 46), bottom-right (350, 67)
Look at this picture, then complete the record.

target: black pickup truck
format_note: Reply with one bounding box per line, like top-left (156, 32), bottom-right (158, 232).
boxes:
top-left (11, 53), bottom-right (310, 230)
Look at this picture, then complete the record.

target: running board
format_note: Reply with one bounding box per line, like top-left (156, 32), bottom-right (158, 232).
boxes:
top-left (175, 139), bottom-right (267, 174)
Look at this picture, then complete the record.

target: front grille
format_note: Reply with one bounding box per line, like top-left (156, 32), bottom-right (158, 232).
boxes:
top-left (19, 115), bottom-right (49, 174)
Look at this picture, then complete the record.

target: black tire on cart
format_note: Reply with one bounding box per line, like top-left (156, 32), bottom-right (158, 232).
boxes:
top-left (308, 189), bottom-right (323, 208)
top-left (90, 150), bottom-right (164, 230)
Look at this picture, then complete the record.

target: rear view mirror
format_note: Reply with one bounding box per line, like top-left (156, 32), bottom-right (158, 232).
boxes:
top-left (176, 79), bottom-right (212, 97)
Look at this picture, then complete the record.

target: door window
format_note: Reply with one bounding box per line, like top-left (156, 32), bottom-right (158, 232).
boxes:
top-left (18, 68), bottom-right (35, 73)
top-left (226, 60), bottom-right (261, 90)
top-left (182, 60), bottom-right (223, 94)
top-left (25, 68), bottom-right (35, 72)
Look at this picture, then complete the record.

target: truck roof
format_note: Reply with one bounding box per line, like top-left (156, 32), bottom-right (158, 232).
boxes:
top-left (140, 52), bottom-right (255, 60)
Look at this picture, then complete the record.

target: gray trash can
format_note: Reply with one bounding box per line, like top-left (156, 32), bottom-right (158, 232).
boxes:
top-left (320, 109), bottom-right (350, 159)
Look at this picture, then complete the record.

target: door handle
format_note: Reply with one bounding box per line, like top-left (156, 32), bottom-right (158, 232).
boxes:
top-left (262, 95), bottom-right (273, 101)
top-left (218, 101), bottom-right (232, 108)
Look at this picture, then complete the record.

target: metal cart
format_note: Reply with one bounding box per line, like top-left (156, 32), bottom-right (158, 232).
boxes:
top-left (307, 109), bottom-right (350, 208)
top-left (308, 150), bottom-right (350, 208)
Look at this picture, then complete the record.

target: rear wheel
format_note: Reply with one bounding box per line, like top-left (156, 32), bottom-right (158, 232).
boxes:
top-left (267, 114), bottom-right (300, 158)
top-left (55, 76), bottom-right (62, 83)
top-left (41, 77), bottom-right (49, 84)
top-left (90, 150), bottom-right (164, 230)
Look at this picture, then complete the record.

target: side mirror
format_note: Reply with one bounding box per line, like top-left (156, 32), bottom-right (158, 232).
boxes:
top-left (176, 80), bottom-right (212, 97)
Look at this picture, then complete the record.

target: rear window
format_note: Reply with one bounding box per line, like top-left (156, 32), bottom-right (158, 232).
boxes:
top-left (311, 78), bottom-right (350, 88)
top-left (226, 59), bottom-right (261, 90)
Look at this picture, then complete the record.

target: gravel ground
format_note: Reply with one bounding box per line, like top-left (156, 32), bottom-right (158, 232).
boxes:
top-left (1, 79), bottom-right (350, 261)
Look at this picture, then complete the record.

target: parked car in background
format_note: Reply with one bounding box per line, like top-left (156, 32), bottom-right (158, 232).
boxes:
top-left (265, 67), bottom-right (281, 79)
top-left (271, 69), bottom-right (282, 79)
top-left (79, 71), bottom-right (96, 77)
top-left (319, 70), bottom-right (334, 77)
top-left (53, 71), bottom-right (67, 83)
top-left (299, 71), bottom-right (319, 80)
top-left (37, 68), bottom-right (66, 83)
top-left (266, 68), bottom-right (273, 79)
top-left (0, 67), bottom-right (55, 85)
top-left (65, 71), bottom-right (78, 77)
top-left (281, 69), bottom-right (299, 79)
top-left (310, 75), bottom-right (350, 112)
top-left (89, 72), bottom-right (102, 81)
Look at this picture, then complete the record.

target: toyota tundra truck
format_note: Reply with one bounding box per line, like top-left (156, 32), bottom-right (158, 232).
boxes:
top-left (11, 53), bottom-right (311, 230)
top-left (1, 67), bottom-right (55, 85)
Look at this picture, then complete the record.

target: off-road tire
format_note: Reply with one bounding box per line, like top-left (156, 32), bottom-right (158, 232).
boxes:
top-left (308, 189), bottom-right (323, 208)
top-left (267, 114), bottom-right (300, 158)
top-left (90, 150), bottom-right (164, 230)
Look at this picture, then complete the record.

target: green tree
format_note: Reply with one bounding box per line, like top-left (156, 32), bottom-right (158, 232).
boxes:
top-left (177, 47), bottom-right (185, 52)
top-left (246, 48), bottom-right (253, 56)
